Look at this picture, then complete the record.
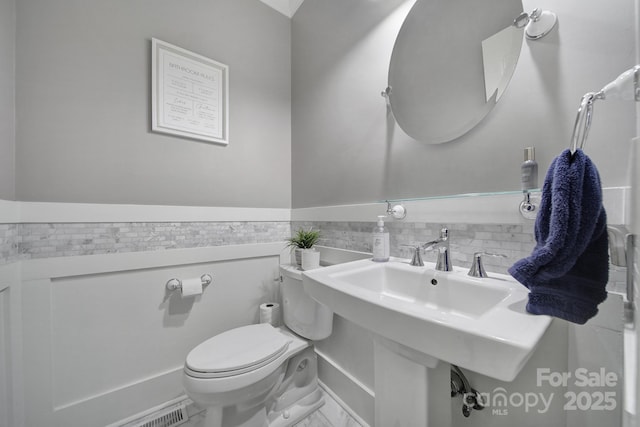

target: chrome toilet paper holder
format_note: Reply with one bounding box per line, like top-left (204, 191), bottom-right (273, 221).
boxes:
top-left (166, 274), bottom-right (213, 292)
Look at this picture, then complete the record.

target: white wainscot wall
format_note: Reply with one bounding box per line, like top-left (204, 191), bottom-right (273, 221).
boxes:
top-left (0, 262), bottom-right (22, 427)
top-left (17, 242), bottom-right (288, 427)
top-left (0, 188), bottom-right (631, 427)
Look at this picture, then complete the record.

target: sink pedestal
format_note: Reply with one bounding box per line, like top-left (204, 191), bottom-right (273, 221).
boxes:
top-left (374, 336), bottom-right (452, 427)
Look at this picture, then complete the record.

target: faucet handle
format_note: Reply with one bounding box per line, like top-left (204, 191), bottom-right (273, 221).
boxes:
top-left (421, 228), bottom-right (452, 271)
top-left (424, 228), bottom-right (449, 248)
top-left (437, 228), bottom-right (452, 271)
top-left (439, 227), bottom-right (449, 240)
top-left (468, 252), bottom-right (506, 278)
top-left (401, 244), bottom-right (424, 267)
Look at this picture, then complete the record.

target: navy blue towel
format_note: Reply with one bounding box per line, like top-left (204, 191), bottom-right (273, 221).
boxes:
top-left (508, 149), bottom-right (609, 325)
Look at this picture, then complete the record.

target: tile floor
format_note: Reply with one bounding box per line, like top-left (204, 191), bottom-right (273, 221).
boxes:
top-left (292, 389), bottom-right (363, 427)
top-left (183, 387), bottom-right (363, 427)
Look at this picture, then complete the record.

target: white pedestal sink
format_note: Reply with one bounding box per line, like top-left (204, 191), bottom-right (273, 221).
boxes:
top-left (302, 258), bottom-right (552, 427)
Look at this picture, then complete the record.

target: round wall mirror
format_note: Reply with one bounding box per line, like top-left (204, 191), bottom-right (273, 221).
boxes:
top-left (387, 0), bottom-right (524, 144)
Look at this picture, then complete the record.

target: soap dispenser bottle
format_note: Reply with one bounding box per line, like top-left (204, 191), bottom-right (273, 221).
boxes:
top-left (372, 215), bottom-right (390, 262)
top-left (521, 147), bottom-right (538, 191)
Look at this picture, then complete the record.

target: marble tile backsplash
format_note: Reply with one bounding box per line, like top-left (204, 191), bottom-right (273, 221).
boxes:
top-left (0, 221), bottom-right (290, 263)
top-left (1, 218), bottom-right (625, 286)
top-left (0, 224), bottom-right (19, 265)
top-left (292, 221), bottom-right (536, 275)
top-left (1, 219), bottom-right (537, 273)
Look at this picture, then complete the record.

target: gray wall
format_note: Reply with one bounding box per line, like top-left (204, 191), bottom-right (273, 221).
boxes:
top-left (15, 0), bottom-right (291, 208)
top-left (0, 0), bottom-right (15, 200)
top-left (291, 0), bottom-right (637, 208)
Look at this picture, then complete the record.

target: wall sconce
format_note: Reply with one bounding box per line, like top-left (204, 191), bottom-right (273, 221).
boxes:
top-left (514, 8), bottom-right (558, 40)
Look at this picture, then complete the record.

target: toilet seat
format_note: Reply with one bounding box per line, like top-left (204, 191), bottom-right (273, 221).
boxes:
top-left (185, 323), bottom-right (292, 379)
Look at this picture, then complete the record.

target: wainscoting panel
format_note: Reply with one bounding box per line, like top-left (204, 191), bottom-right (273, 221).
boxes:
top-left (0, 286), bottom-right (10, 427)
top-left (0, 262), bottom-right (22, 427)
top-left (20, 243), bottom-right (287, 427)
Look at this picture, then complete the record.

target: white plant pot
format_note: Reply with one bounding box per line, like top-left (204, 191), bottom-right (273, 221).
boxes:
top-left (301, 249), bottom-right (320, 271)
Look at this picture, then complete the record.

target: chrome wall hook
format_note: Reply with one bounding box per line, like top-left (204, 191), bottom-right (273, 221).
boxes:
top-left (519, 191), bottom-right (540, 220)
top-left (386, 200), bottom-right (407, 219)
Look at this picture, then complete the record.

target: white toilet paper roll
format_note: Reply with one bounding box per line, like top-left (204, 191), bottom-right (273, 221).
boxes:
top-left (181, 278), bottom-right (203, 297)
top-left (259, 302), bottom-right (281, 327)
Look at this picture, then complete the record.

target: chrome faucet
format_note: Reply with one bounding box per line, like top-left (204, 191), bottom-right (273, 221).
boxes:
top-left (402, 245), bottom-right (425, 266)
top-left (423, 228), bottom-right (453, 271)
top-left (468, 253), bottom-right (489, 278)
top-left (467, 252), bottom-right (507, 278)
top-left (402, 228), bottom-right (453, 270)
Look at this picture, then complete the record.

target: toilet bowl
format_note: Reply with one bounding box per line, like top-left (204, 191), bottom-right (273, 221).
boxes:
top-left (183, 265), bottom-right (333, 427)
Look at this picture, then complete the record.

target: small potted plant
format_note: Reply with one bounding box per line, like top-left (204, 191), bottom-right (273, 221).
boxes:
top-left (286, 228), bottom-right (321, 269)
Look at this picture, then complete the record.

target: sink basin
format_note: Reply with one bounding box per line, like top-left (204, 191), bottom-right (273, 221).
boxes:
top-left (331, 261), bottom-right (510, 318)
top-left (303, 258), bottom-right (552, 382)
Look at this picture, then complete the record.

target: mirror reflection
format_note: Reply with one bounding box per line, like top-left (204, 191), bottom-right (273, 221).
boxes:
top-left (482, 24), bottom-right (523, 102)
top-left (387, 0), bottom-right (524, 144)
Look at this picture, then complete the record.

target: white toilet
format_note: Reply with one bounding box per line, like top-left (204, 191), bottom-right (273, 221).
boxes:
top-left (183, 265), bottom-right (333, 427)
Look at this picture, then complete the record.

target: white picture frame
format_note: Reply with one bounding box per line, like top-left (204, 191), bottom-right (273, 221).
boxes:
top-left (151, 38), bottom-right (229, 145)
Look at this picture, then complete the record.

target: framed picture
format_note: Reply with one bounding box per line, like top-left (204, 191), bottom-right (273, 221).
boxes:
top-left (151, 38), bottom-right (229, 145)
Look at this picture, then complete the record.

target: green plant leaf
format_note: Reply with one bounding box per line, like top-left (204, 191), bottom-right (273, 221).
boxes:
top-left (286, 228), bottom-right (321, 249)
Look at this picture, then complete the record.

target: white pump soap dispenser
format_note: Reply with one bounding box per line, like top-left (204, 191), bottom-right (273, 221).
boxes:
top-left (372, 215), bottom-right (390, 262)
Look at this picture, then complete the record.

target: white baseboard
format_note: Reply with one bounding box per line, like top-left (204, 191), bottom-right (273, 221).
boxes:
top-left (55, 367), bottom-right (185, 427)
top-left (315, 349), bottom-right (374, 427)
top-left (318, 380), bottom-right (371, 427)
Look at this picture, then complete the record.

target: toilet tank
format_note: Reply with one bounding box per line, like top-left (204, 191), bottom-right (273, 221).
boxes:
top-left (279, 265), bottom-right (333, 340)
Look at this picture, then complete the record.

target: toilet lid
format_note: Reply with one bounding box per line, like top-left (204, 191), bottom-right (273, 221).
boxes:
top-left (185, 323), bottom-right (291, 377)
